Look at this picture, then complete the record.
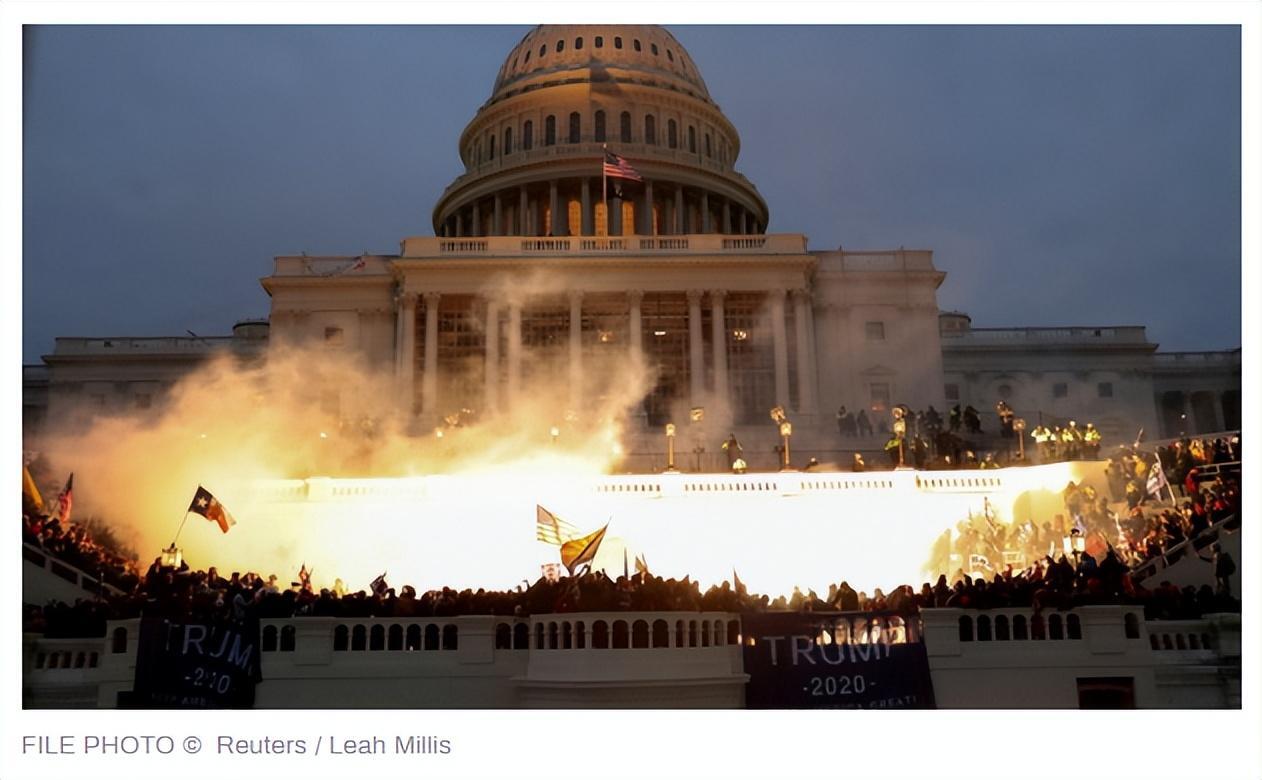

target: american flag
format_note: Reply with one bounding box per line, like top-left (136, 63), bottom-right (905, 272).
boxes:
top-left (603, 149), bottom-right (642, 182)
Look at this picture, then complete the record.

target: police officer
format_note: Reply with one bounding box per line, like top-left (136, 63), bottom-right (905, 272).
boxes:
top-left (1083, 423), bottom-right (1102, 459)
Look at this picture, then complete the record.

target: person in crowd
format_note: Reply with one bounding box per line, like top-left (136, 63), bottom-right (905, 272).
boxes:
top-left (963, 405), bottom-right (982, 434)
top-left (948, 404), bottom-right (962, 433)
top-left (1198, 543), bottom-right (1236, 597)
top-left (855, 409), bottom-right (873, 438)
top-left (851, 453), bottom-right (866, 472)
top-left (995, 401), bottom-right (1015, 439)
top-left (722, 433), bottom-right (743, 470)
top-left (1083, 423), bottom-right (1102, 459)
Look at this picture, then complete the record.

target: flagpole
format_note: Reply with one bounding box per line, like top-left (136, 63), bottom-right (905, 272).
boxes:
top-left (171, 510), bottom-right (191, 546)
top-left (601, 143), bottom-right (607, 232)
top-left (1153, 449), bottom-right (1177, 504)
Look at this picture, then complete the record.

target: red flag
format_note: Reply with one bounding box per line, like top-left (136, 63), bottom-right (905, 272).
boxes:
top-left (602, 149), bottom-right (642, 182)
top-left (55, 473), bottom-right (74, 527)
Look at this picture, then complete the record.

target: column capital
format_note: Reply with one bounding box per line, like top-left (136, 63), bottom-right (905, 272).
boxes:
top-left (790, 288), bottom-right (812, 303)
top-left (766, 287), bottom-right (787, 303)
top-left (568, 289), bottom-right (585, 305)
top-left (422, 291), bottom-right (442, 306)
top-left (627, 289), bottom-right (644, 305)
top-left (709, 289), bottom-right (727, 303)
top-left (395, 292), bottom-right (416, 310)
top-left (686, 289), bottom-right (705, 305)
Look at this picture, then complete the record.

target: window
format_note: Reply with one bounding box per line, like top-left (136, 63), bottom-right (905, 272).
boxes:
top-left (644, 115), bottom-right (656, 145)
top-left (1098, 382), bottom-right (1114, 398)
top-left (568, 112), bottom-right (581, 144)
top-left (614, 36), bottom-right (622, 49)
top-left (633, 38), bottom-right (642, 52)
top-left (667, 48), bottom-right (674, 61)
top-left (869, 382), bottom-right (891, 412)
top-left (545, 115), bottom-right (556, 146)
top-left (688, 125), bottom-right (696, 153)
top-left (324, 326), bottom-right (344, 346)
top-left (522, 120), bottom-right (533, 150)
top-left (487, 133), bottom-right (495, 159)
top-left (539, 44), bottom-right (546, 57)
top-left (523, 49), bottom-right (530, 63)
top-left (556, 39), bottom-right (564, 53)
top-left (667, 119), bottom-right (678, 148)
top-left (620, 111), bottom-right (632, 143)
top-left (503, 127), bottom-right (512, 155)
top-left (594, 36), bottom-right (603, 48)
top-left (651, 43), bottom-right (658, 55)
top-left (944, 383), bottom-right (960, 401)
top-left (594, 110), bottom-right (606, 142)
top-left (705, 133), bottom-right (712, 157)
top-left (864, 321), bottom-right (885, 341)
top-left (1053, 382), bottom-right (1069, 399)
top-left (575, 37), bottom-right (583, 50)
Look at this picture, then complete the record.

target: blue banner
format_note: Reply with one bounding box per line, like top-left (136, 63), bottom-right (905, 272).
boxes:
top-left (124, 616), bottom-right (261, 708)
top-left (741, 611), bottom-right (935, 709)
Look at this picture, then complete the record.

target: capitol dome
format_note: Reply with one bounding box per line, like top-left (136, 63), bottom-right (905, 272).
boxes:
top-left (432, 25), bottom-right (768, 239)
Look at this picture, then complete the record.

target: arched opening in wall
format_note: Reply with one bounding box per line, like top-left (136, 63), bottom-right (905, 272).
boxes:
top-left (351, 625), bottom-right (366, 651)
top-left (704, 132), bottom-right (712, 157)
top-left (727, 621), bottom-right (741, 645)
top-left (645, 115), bottom-right (656, 145)
top-left (369, 624), bottom-right (385, 651)
top-left (280, 625), bottom-right (296, 652)
top-left (513, 622), bottom-right (528, 649)
top-left (667, 119), bottom-right (678, 149)
top-left (111, 627), bottom-right (128, 654)
top-left (545, 115), bottom-right (556, 146)
top-left (994, 615), bottom-right (1010, 641)
top-left (488, 133), bottom-right (496, 160)
top-left (333, 625), bottom-right (348, 651)
top-left (652, 619), bottom-right (669, 648)
top-left (575, 621), bottom-right (586, 649)
top-left (612, 620), bottom-right (629, 649)
top-left (262, 625), bottom-right (278, 652)
top-left (1013, 615), bottom-right (1028, 640)
top-left (406, 624), bottom-right (421, 650)
top-left (1160, 391), bottom-right (1187, 437)
top-left (388, 624), bottom-right (403, 651)
top-left (503, 126), bottom-right (512, 155)
top-left (592, 621), bottom-right (609, 649)
top-left (620, 112), bottom-right (632, 143)
top-left (569, 112), bottom-right (581, 144)
top-left (688, 125), bottom-right (697, 153)
top-left (547, 621), bottom-right (559, 649)
top-left (1124, 613), bottom-right (1140, 640)
top-left (426, 624), bottom-right (440, 651)
top-left (495, 623), bottom-right (511, 649)
top-left (442, 624), bottom-right (458, 651)
top-left (594, 110), bottom-right (606, 143)
top-left (958, 615), bottom-right (973, 642)
top-left (632, 620), bottom-right (649, 648)
top-left (522, 120), bottom-right (533, 151)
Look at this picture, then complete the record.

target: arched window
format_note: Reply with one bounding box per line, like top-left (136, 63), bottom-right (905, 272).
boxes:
top-left (575, 37), bottom-right (583, 50)
top-left (614, 36), bottom-right (623, 49)
top-left (263, 626), bottom-right (279, 652)
top-left (976, 615), bottom-right (992, 642)
top-left (667, 119), bottom-right (678, 149)
top-left (369, 624), bottom-right (385, 651)
top-left (473, 141), bottom-right (481, 165)
top-left (1048, 614), bottom-right (1064, 640)
top-left (688, 125), bottom-right (697, 153)
top-left (612, 620), bottom-right (630, 649)
top-left (667, 49), bottom-right (674, 62)
top-left (495, 623), bottom-right (512, 649)
top-left (556, 39), bottom-right (564, 53)
top-left (522, 120), bottom-right (533, 151)
top-left (644, 115), bottom-right (656, 145)
top-left (539, 44), bottom-right (546, 58)
top-left (1031, 615), bottom-right (1046, 640)
top-left (958, 615), bottom-right (974, 642)
top-left (503, 127), bottom-right (512, 155)
top-left (575, 621), bottom-right (586, 649)
top-left (545, 115), bottom-right (556, 146)
top-left (727, 621), bottom-right (741, 645)
top-left (442, 624), bottom-right (458, 650)
top-left (688, 620), bottom-right (700, 648)
top-left (620, 111), bottom-right (632, 143)
top-left (1067, 614), bottom-right (1082, 640)
top-left (111, 626), bottom-right (128, 654)
top-left (675, 619), bottom-right (686, 647)
top-left (333, 625), bottom-right (349, 651)
top-left (488, 133), bottom-right (496, 160)
top-left (524, 49), bottom-right (530, 63)
top-left (280, 625), bottom-right (296, 652)
top-left (651, 42), bottom-right (659, 55)
top-left (705, 132), bottom-right (712, 157)
top-left (713, 620), bottom-right (725, 646)
top-left (632, 620), bottom-right (649, 648)
top-left (402, 624), bottom-right (417, 651)
top-left (426, 624), bottom-right (440, 651)
top-left (351, 624), bottom-right (367, 651)
top-left (633, 38), bottom-right (641, 52)
top-left (513, 622), bottom-right (529, 650)
top-left (562, 621), bottom-right (573, 649)
top-left (594, 36), bottom-right (603, 48)
top-left (568, 112), bottom-right (581, 144)
top-left (652, 619), bottom-right (669, 648)
top-left (594, 110), bottom-right (606, 143)
top-left (75, 652), bottom-right (86, 668)
top-left (593, 620), bottom-right (609, 649)
top-left (547, 621), bottom-right (559, 649)
top-left (995, 615), bottom-right (1010, 641)
top-left (387, 624), bottom-right (403, 651)
top-left (1013, 615), bottom-right (1028, 640)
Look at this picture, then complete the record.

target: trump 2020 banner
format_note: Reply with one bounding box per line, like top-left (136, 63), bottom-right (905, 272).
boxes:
top-left (741, 611), bottom-right (936, 709)
top-left (124, 616), bottom-right (261, 708)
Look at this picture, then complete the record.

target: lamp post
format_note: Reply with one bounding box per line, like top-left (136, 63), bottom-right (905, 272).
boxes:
top-left (1014, 417), bottom-right (1027, 461)
top-left (665, 423), bottom-right (678, 472)
top-left (779, 421), bottom-right (793, 470)
top-left (892, 407), bottom-right (907, 469)
top-left (550, 426), bottom-right (560, 446)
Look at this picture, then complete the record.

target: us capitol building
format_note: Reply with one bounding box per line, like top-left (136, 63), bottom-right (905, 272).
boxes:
top-left (23, 25), bottom-right (1240, 460)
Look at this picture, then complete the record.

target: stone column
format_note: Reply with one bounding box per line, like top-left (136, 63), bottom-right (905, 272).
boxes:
top-left (674, 186), bottom-right (685, 234)
top-left (721, 199), bottom-right (731, 234)
top-left (628, 290), bottom-right (644, 368)
top-left (549, 180), bottom-right (560, 236)
top-left (471, 200), bottom-right (481, 238)
top-left (710, 290), bottom-right (728, 405)
top-left (397, 293), bottom-right (416, 414)
top-left (421, 292), bottom-right (441, 416)
top-left (454, 211), bottom-right (464, 238)
top-left (581, 178), bottom-right (593, 236)
top-left (568, 290), bottom-right (583, 411)
top-left (519, 186), bottom-right (530, 236)
top-left (700, 191), bottom-right (711, 234)
top-left (792, 289), bottom-right (817, 415)
top-left (493, 193), bottom-right (503, 237)
top-left (610, 195), bottom-right (622, 237)
top-left (687, 289), bottom-right (705, 407)
top-left (507, 303), bottom-right (523, 407)
top-left (769, 288), bottom-right (789, 408)
top-left (484, 300), bottom-right (500, 413)
top-left (642, 180), bottom-right (654, 235)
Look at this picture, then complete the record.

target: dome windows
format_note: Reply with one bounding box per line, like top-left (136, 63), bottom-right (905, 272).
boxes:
top-left (667, 48), bottom-right (674, 62)
top-left (568, 112), bottom-right (581, 144)
top-left (594, 36), bottom-right (603, 48)
top-left (644, 115), bottom-right (656, 145)
top-left (556, 39), bottom-right (565, 53)
top-left (545, 115), bottom-right (556, 146)
top-left (688, 125), bottom-right (697, 154)
top-left (523, 49), bottom-right (530, 64)
top-left (575, 37), bottom-right (583, 50)
top-left (522, 120), bottom-right (533, 151)
top-left (614, 36), bottom-right (623, 49)
top-left (620, 111), bottom-right (632, 143)
top-left (633, 38), bottom-right (642, 52)
top-left (594, 110), bottom-right (606, 143)
top-left (504, 126), bottom-right (513, 155)
top-left (651, 43), bottom-right (658, 55)
top-left (539, 44), bottom-right (546, 58)
top-left (667, 119), bottom-right (678, 149)
top-left (488, 132), bottom-right (496, 160)
top-left (705, 132), bottom-right (712, 157)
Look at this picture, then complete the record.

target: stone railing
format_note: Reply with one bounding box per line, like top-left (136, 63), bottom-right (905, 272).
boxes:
top-left (940, 326), bottom-right (1150, 344)
top-left (399, 232), bottom-right (806, 258)
top-left (23, 543), bottom-right (123, 598)
top-left (1152, 350), bottom-right (1241, 365)
top-left (51, 336), bottom-right (239, 355)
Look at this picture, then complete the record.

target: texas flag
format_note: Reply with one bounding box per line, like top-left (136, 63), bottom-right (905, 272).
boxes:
top-left (188, 485), bottom-right (236, 534)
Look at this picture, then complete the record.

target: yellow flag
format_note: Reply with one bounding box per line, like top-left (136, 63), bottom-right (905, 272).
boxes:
top-left (560, 524), bottom-right (608, 575)
top-left (22, 465), bottom-right (45, 512)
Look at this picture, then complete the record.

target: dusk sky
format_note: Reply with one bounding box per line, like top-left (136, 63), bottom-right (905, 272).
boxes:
top-left (22, 24), bottom-right (1241, 361)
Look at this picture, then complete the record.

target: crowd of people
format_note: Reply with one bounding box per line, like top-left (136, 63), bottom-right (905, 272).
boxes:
top-left (23, 511), bottom-right (142, 594)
